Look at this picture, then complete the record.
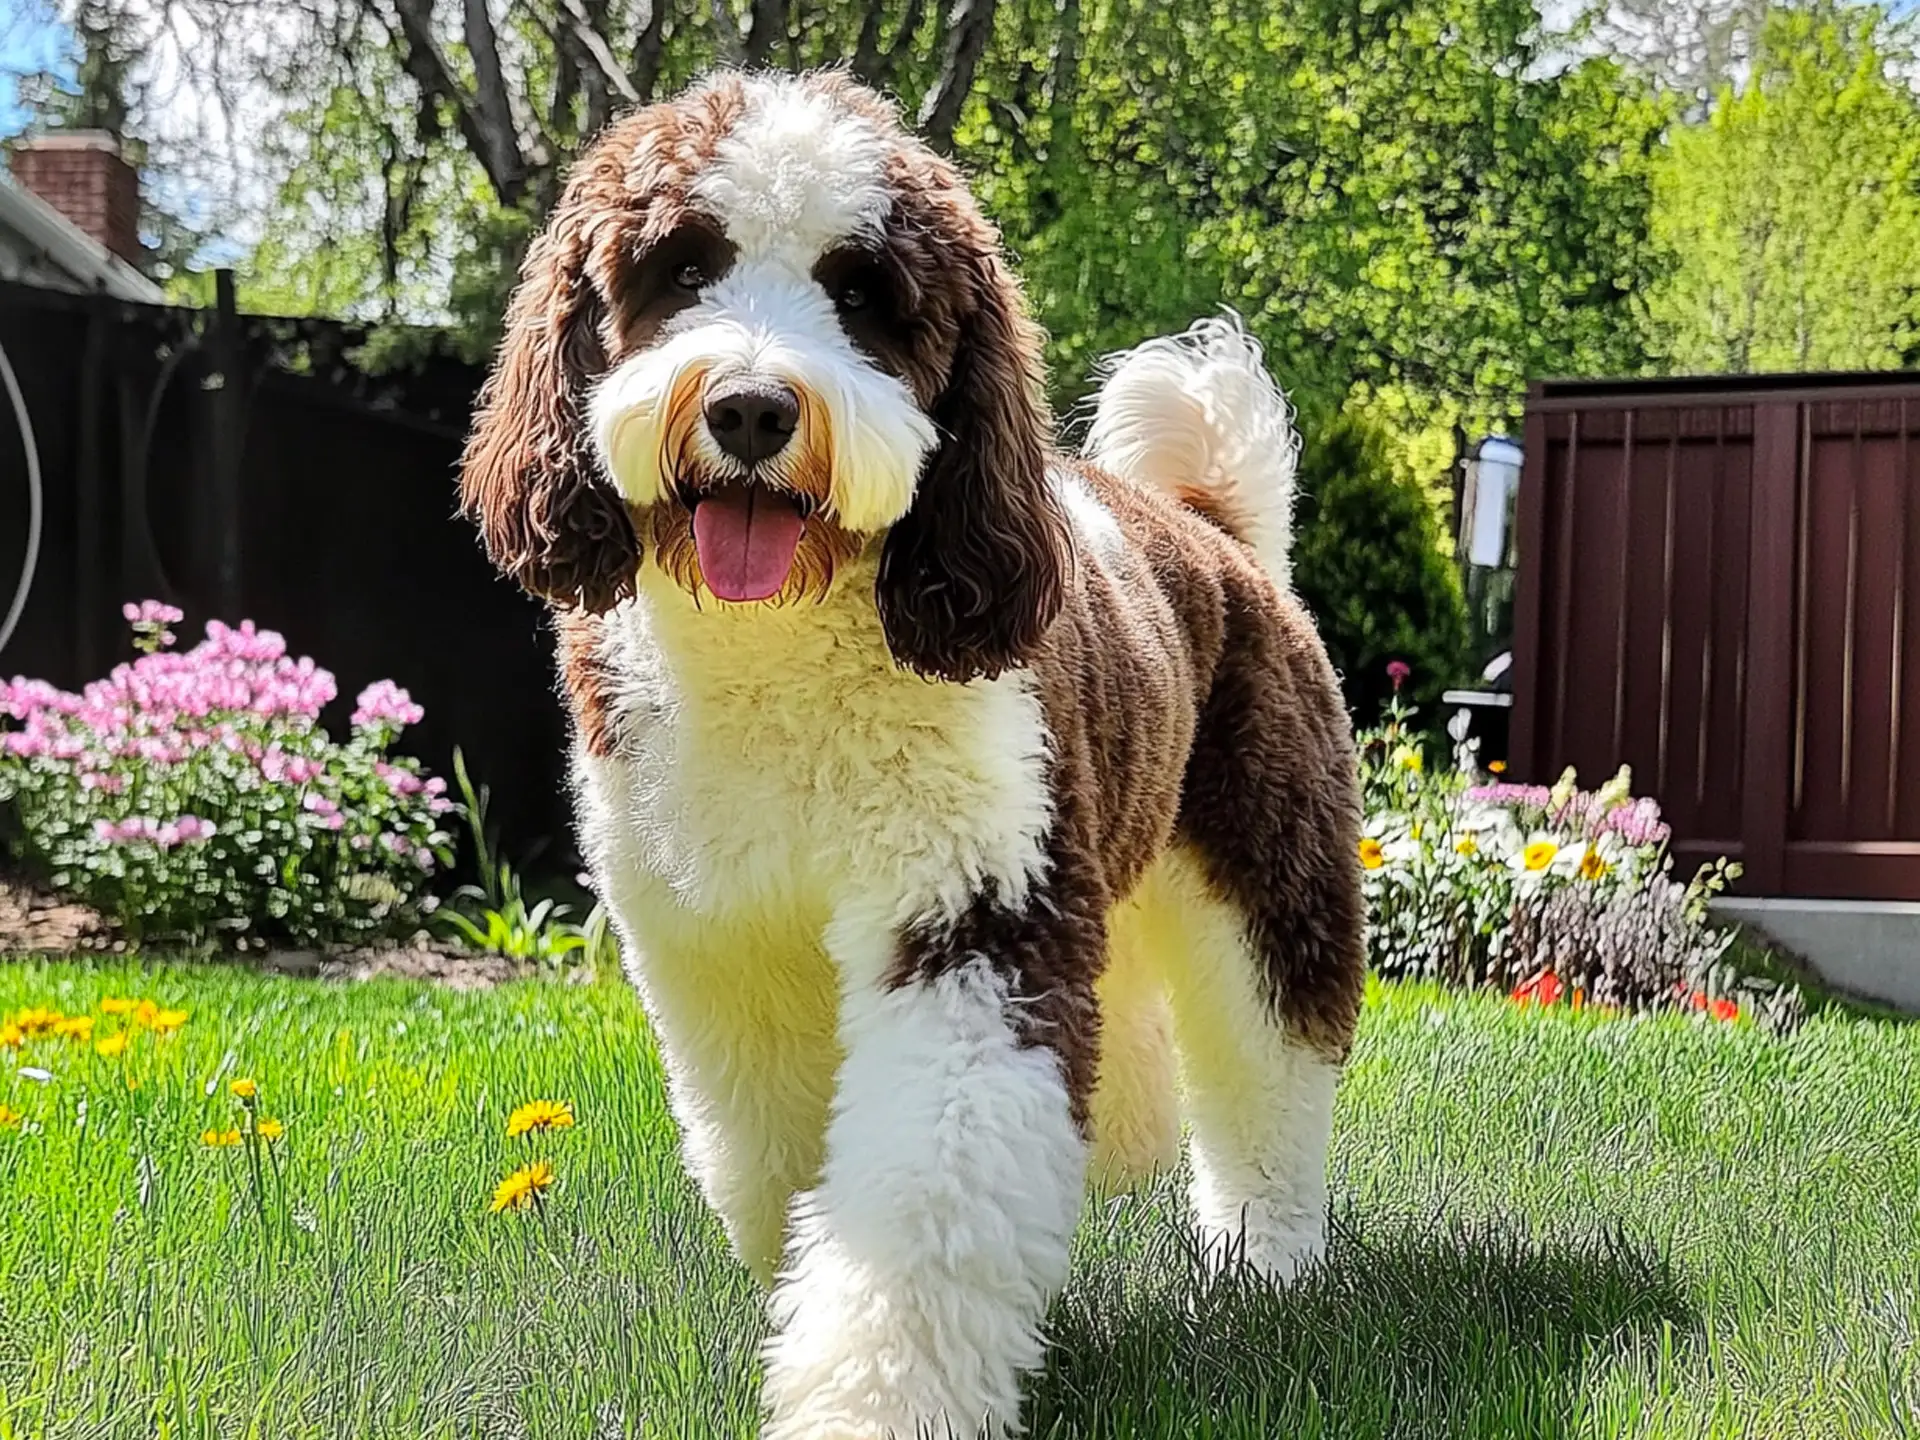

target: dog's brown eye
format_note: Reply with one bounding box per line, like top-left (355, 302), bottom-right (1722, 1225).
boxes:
top-left (835, 284), bottom-right (868, 313)
top-left (673, 262), bottom-right (708, 291)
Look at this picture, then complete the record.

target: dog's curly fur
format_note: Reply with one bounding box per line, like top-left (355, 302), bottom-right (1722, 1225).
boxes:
top-left (462, 68), bottom-right (1364, 1440)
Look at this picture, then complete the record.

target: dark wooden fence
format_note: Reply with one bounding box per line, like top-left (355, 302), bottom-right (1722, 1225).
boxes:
top-left (1512, 371), bottom-right (1920, 901)
top-left (0, 280), bottom-right (574, 863)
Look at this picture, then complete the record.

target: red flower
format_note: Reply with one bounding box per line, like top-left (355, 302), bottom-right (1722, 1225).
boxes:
top-left (1387, 660), bottom-right (1412, 691)
top-left (1689, 989), bottom-right (1709, 1011)
top-left (1710, 997), bottom-right (1739, 1023)
top-left (1509, 971), bottom-right (1565, 1007)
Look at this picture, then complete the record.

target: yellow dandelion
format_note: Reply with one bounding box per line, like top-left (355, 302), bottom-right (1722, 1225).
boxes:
top-left (0, 1105), bottom-right (22, 1129)
top-left (95, 1031), bottom-right (129, 1058)
top-left (1455, 835), bottom-right (1479, 858)
top-left (1358, 837), bottom-right (1386, 871)
top-left (1393, 746), bottom-right (1424, 774)
top-left (256, 1118), bottom-right (285, 1142)
top-left (54, 1016), bottom-right (95, 1043)
top-left (99, 996), bottom-right (138, 1016)
top-left (490, 1160), bottom-right (555, 1213)
top-left (1580, 850), bottom-right (1610, 882)
top-left (200, 1128), bottom-right (242, 1148)
top-left (230, 1077), bottom-right (258, 1100)
top-left (130, 1000), bottom-right (158, 1027)
top-left (148, 1008), bottom-right (187, 1035)
top-left (12, 1007), bottom-right (63, 1036)
top-left (1523, 840), bottom-right (1559, 872)
top-left (506, 1099), bottom-right (576, 1138)
top-left (0, 1023), bottom-right (22, 1049)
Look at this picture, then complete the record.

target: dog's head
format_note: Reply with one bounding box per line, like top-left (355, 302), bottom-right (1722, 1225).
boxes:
top-left (461, 70), bottom-right (1068, 683)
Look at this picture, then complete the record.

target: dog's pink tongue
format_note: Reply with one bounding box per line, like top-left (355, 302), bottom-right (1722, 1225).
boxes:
top-left (692, 486), bottom-right (806, 603)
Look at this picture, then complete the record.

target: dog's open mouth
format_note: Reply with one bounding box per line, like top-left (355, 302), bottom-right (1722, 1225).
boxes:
top-left (689, 484), bottom-right (807, 603)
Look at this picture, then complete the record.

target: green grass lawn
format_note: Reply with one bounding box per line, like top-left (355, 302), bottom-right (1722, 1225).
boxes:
top-left (0, 960), bottom-right (1915, 1440)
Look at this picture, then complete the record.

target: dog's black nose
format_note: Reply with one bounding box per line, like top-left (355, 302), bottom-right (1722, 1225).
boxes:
top-left (704, 380), bottom-right (800, 466)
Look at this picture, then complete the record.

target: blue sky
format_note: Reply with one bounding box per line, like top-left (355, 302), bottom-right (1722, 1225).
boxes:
top-left (0, 6), bottom-right (66, 139)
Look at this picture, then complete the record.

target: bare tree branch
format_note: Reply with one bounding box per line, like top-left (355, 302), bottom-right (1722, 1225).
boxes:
top-left (557, 0), bottom-right (642, 122)
top-left (709, 0), bottom-right (743, 64)
top-left (742, 0), bottom-right (788, 68)
top-left (462, 0), bottom-right (525, 175)
top-left (918, 0), bottom-right (995, 151)
top-left (385, 0), bottom-right (529, 203)
top-left (629, 0), bottom-right (666, 101)
top-left (852, 0), bottom-right (927, 93)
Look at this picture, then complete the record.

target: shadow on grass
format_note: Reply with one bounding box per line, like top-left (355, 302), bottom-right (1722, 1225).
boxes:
top-left (1029, 1200), bottom-right (1696, 1440)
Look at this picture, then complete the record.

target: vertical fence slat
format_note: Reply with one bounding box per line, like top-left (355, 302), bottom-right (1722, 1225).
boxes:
top-left (1893, 401), bottom-right (1910, 833)
top-left (1743, 401), bottom-right (1800, 895)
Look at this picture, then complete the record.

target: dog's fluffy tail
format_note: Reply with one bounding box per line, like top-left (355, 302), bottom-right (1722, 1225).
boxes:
top-left (1082, 312), bottom-right (1299, 587)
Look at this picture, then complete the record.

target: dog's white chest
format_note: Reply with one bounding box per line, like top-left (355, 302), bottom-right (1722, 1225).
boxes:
top-left (585, 573), bottom-right (1053, 924)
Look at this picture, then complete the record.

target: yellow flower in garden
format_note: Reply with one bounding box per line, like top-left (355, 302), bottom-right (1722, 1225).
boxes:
top-left (200, 1128), bottom-right (242, 1148)
top-left (1489, 759), bottom-right (1507, 774)
top-left (1358, 837), bottom-right (1386, 871)
top-left (0, 1024), bottom-right (22, 1049)
top-left (256, 1118), bottom-right (285, 1142)
top-left (506, 1100), bottom-right (575, 1138)
top-left (1455, 835), bottom-right (1479, 858)
top-left (1580, 849), bottom-right (1611, 881)
top-left (230, 1077), bottom-right (258, 1100)
top-left (12, 1007), bottom-right (63, 1036)
top-left (99, 997), bottom-right (138, 1016)
top-left (0, 1105), bottom-right (21, 1128)
top-left (1523, 840), bottom-right (1560, 872)
top-left (95, 1031), bottom-right (128, 1058)
top-left (149, 1009), bottom-right (188, 1035)
top-left (1392, 745), bottom-right (1423, 774)
top-left (54, 1016), bottom-right (95, 1043)
top-left (490, 1160), bottom-right (555, 1213)
top-left (131, 1001), bottom-right (158, 1027)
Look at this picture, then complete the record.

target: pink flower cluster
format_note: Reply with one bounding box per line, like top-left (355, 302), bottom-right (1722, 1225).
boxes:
top-left (373, 761), bottom-right (451, 811)
top-left (353, 680), bottom-right (424, 732)
top-left (122, 601), bottom-right (185, 626)
top-left (2, 620), bottom-right (336, 745)
top-left (1464, 783), bottom-right (1673, 848)
top-left (92, 814), bottom-right (216, 848)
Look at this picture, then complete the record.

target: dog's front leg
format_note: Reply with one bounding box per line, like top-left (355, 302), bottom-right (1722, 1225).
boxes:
top-left (759, 888), bottom-right (1099, 1440)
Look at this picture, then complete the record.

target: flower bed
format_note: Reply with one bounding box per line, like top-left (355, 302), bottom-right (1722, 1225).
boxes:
top-left (1357, 667), bottom-right (1795, 1025)
top-left (0, 602), bottom-right (455, 949)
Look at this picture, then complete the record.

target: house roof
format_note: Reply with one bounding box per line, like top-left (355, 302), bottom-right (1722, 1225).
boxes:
top-left (0, 171), bottom-right (164, 304)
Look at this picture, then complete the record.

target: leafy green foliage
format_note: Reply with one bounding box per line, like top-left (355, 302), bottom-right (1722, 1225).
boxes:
top-left (0, 605), bottom-right (455, 950)
top-left (435, 748), bottom-right (603, 970)
top-left (1291, 412), bottom-right (1472, 719)
top-left (1646, 4), bottom-right (1920, 374)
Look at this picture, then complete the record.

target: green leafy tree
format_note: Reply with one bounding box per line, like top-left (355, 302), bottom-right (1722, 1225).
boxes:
top-left (1645, 4), bottom-right (1920, 374)
top-left (1291, 411), bottom-right (1473, 720)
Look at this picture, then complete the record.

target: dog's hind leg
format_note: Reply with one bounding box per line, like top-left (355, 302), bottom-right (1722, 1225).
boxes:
top-left (1158, 602), bottom-right (1368, 1284)
top-left (1153, 847), bottom-right (1355, 1283)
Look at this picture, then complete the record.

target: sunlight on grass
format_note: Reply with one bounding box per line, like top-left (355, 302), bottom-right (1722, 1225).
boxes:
top-left (0, 962), bottom-right (1914, 1438)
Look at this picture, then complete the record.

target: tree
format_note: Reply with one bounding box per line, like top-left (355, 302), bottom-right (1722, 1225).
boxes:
top-left (1645, 4), bottom-right (1920, 374)
top-left (16, 0), bottom-right (1670, 466)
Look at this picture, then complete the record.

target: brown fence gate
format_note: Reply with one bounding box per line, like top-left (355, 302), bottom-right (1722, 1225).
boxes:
top-left (1512, 371), bottom-right (1920, 901)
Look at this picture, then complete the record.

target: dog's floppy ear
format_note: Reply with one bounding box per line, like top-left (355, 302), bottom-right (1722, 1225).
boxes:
top-left (460, 208), bottom-right (639, 613)
top-left (876, 249), bottom-right (1069, 683)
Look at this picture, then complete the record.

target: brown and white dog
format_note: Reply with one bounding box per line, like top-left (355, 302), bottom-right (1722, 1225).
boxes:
top-left (460, 68), bottom-right (1365, 1440)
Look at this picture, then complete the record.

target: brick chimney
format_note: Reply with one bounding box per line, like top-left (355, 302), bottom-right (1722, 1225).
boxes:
top-left (8, 132), bottom-right (143, 268)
